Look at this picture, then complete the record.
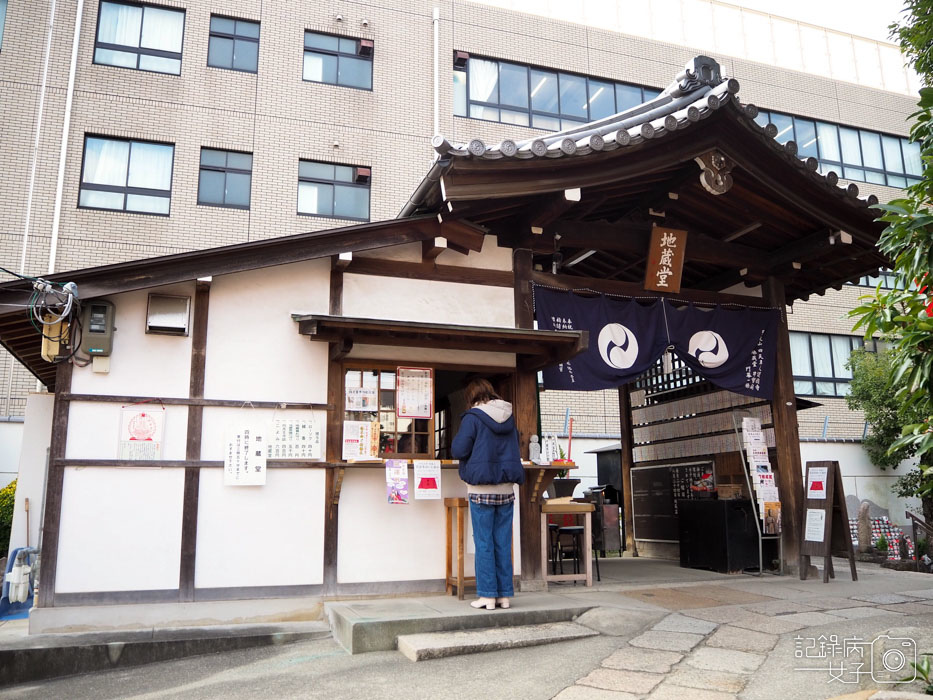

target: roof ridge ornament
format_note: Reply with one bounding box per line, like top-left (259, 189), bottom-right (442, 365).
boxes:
top-left (695, 149), bottom-right (736, 195)
top-left (664, 56), bottom-right (724, 98)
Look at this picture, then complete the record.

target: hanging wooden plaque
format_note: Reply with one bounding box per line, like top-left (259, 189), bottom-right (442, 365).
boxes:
top-left (644, 226), bottom-right (687, 293)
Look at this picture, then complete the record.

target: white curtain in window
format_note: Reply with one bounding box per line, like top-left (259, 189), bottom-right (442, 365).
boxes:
top-left (83, 138), bottom-right (129, 186)
top-left (831, 336), bottom-right (853, 379)
top-left (127, 142), bottom-right (173, 191)
top-left (789, 332), bottom-right (811, 376)
top-left (810, 335), bottom-right (833, 378)
top-left (468, 59), bottom-right (498, 103)
top-left (98, 2), bottom-right (142, 47)
top-left (140, 6), bottom-right (184, 53)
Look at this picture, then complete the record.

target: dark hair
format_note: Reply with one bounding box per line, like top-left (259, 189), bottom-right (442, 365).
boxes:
top-left (464, 378), bottom-right (501, 407)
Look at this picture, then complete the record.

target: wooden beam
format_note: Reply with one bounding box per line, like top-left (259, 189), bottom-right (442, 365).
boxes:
top-left (323, 348), bottom-right (343, 594)
top-left (333, 252), bottom-right (353, 270)
top-left (343, 257), bottom-right (513, 287)
top-left (618, 385), bottom-right (638, 557)
top-left (180, 279), bottom-right (210, 601)
top-left (329, 257), bottom-right (343, 316)
top-left (422, 237), bottom-right (447, 263)
top-left (524, 188), bottom-right (582, 234)
top-left (60, 393), bottom-right (329, 410)
top-left (531, 270), bottom-right (775, 308)
top-left (762, 277), bottom-right (803, 573)
top-left (36, 361), bottom-right (73, 608)
top-left (437, 217), bottom-right (486, 254)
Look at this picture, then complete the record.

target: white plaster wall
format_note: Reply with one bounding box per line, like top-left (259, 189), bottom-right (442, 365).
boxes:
top-left (799, 442), bottom-right (921, 527)
top-left (0, 421), bottom-right (24, 489)
top-left (204, 260), bottom-right (331, 403)
top-left (336, 468), bottom-right (522, 583)
top-left (6, 395), bottom-right (53, 558)
top-left (70, 283), bottom-right (195, 399)
top-left (343, 275), bottom-right (515, 327)
top-left (65, 402), bottom-right (188, 460)
top-left (199, 407), bottom-right (326, 461)
top-left (194, 468), bottom-right (326, 588)
top-left (55, 467), bottom-right (185, 592)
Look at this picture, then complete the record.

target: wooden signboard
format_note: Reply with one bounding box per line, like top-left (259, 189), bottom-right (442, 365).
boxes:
top-left (799, 461), bottom-right (857, 583)
top-left (644, 226), bottom-right (687, 293)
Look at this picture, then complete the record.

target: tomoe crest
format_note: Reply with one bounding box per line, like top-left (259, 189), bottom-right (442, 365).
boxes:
top-left (598, 323), bottom-right (639, 370)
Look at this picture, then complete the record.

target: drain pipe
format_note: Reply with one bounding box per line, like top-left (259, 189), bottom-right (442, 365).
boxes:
top-left (432, 7), bottom-right (440, 143)
top-left (48, 0), bottom-right (85, 275)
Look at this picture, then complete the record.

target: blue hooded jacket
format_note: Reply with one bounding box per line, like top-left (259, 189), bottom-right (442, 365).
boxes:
top-left (452, 401), bottom-right (525, 485)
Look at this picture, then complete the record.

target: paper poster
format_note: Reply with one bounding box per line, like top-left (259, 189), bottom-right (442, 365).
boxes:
top-left (270, 418), bottom-right (322, 460)
top-left (742, 416), bottom-right (762, 433)
top-left (342, 420), bottom-right (380, 461)
top-left (386, 459), bottom-right (409, 504)
top-left (755, 473), bottom-right (779, 501)
top-left (746, 445), bottom-right (770, 468)
top-left (118, 406), bottom-right (165, 460)
top-left (346, 386), bottom-right (378, 412)
top-left (804, 508), bottom-right (826, 542)
top-left (414, 460), bottom-right (441, 499)
top-left (763, 502), bottom-right (782, 534)
top-left (397, 367), bottom-right (433, 419)
top-left (807, 466), bottom-right (828, 499)
top-left (224, 422), bottom-right (268, 486)
top-left (743, 428), bottom-right (765, 446)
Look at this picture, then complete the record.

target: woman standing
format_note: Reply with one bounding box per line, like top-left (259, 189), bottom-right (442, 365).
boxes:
top-left (451, 378), bottom-right (524, 610)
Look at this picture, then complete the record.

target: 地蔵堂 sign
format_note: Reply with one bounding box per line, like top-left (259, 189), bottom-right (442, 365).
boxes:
top-left (644, 226), bottom-right (687, 293)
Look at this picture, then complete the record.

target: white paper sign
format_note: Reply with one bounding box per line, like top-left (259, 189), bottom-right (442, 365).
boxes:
top-left (118, 406), bottom-right (165, 460)
top-left (742, 416), bottom-right (762, 433)
top-left (807, 466), bottom-right (829, 500)
top-left (414, 460), bottom-right (442, 499)
top-left (746, 445), bottom-right (770, 468)
top-left (804, 508), bottom-right (826, 542)
top-left (743, 428), bottom-right (765, 446)
top-left (755, 473), bottom-right (779, 501)
top-left (270, 418), bottom-right (322, 460)
top-left (224, 422), bottom-right (268, 486)
top-left (342, 420), bottom-right (379, 461)
top-left (346, 387), bottom-right (378, 412)
top-left (396, 367), bottom-right (433, 419)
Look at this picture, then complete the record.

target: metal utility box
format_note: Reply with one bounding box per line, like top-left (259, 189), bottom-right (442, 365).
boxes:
top-left (80, 300), bottom-right (115, 356)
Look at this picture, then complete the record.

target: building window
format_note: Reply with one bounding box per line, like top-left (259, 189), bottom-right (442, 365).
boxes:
top-left (789, 332), bottom-right (879, 397)
top-left (754, 109), bottom-right (921, 190)
top-left (302, 31), bottom-right (372, 90)
top-left (198, 149), bottom-right (252, 209)
top-left (207, 16), bottom-right (259, 73)
top-left (94, 1), bottom-right (185, 75)
top-left (453, 54), bottom-right (662, 131)
top-left (79, 136), bottom-right (174, 215)
top-left (0, 0), bottom-right (8, 51)
top-left (297, 160), bottom-right (370, 220)
top-left (848, 269), bottom-right (900, 289)
top-left (344, 368), bottom-right (433, 457)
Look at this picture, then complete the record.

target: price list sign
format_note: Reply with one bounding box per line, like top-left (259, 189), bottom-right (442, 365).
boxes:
top-left (396, 367), bottom-right (433, 419)
top-left (270, 418), bottom-right (322, 460)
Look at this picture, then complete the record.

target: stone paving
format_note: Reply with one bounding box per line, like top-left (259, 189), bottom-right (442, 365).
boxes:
top-left (553, 576), bottom-right (933, 700)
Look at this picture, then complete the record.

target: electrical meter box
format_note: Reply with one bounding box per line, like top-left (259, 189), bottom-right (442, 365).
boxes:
top-left (80, 300), bottom-right (115, 356)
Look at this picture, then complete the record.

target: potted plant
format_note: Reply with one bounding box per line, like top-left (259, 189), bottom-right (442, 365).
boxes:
top-left (550, 445), bottom-right (580, 498)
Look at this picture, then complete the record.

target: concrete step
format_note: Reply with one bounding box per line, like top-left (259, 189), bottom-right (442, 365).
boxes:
top-left (398, 621), bottom-right (598, 661)
top-left (326, 594), bottom-right (595, 654)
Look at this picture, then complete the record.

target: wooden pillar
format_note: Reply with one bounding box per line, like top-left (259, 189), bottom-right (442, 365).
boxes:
top-left (179, 280), bottom-right (210, 601)
top-left (617, 384), bottom-right (638, 556)
top-left (762, 277), bottom-right (803, 571)
top-left (323, 349), bottom-right (343, 594)
top-left (513, 249), bottom-right (545, 590)
top-left (36, 361), bottom-right (73, 608)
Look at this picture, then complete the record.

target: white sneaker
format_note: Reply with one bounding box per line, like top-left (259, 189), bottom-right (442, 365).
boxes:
top-left (470, 597), bottom-right (496, 610)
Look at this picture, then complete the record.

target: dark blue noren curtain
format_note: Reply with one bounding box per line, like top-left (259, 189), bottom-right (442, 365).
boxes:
top-left (534, 286), bottom-right (780, 399)
top-left (534, 287), bottom-right (667, 390)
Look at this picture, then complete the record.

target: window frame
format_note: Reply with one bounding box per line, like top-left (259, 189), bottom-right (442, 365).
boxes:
top-left (93, 0), bottom-right (186, 76)
top-left (206, 14), bottom-right (260, 74)
top-left (790, 332), bottom-right (876, 397)
top-left (78, 134), bottom-right (175, 217)
top-left (754, 108), bottom-right (920, 190)
top-left (197, 147), bottom-right (253, 211)
top-left (454, 54), bottom-right (662, 132)
top-left (296, 159), bottom-right (371, 222)
top-left (0, 0), bottom-right (8, 52)
top-left (302, 30), bottom-right (373, 91)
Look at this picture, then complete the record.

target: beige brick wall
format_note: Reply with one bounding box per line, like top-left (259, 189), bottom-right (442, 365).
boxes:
top-left (0, 0), bottom-right (913, 418)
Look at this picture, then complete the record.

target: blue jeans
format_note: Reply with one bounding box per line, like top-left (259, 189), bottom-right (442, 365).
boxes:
top-left (469, 500), bottom-right (514, 598)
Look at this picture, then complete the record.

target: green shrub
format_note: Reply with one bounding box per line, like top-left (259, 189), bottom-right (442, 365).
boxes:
top-left (0, 479), bottom-right (15, 558)
top-left (875, 534), bottom-right (889, 552)
top-left (918, 537), bottom-right (929, 558)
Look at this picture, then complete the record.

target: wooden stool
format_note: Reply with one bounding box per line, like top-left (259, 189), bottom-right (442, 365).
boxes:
top-left (445, 498), bottom-right (475, 599)
top-left (540, 501), bottom-right (594, 587)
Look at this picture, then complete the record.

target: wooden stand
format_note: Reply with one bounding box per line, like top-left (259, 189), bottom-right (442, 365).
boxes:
top-left (799, 461), bottom-right (857, 583)
top-left (540, 501), bottom-right (594, 587)
top-left (445, 498), bottom-right (474, 599)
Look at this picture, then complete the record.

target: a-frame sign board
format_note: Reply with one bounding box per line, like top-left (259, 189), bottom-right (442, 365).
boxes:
top-left (800, 461), bottom-right (858, 583)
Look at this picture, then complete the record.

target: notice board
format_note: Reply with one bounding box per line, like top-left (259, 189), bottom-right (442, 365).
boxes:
top-left (800, 460), bottom-right (857, 583)
top-left (631, 461), bottom-right (712, 542)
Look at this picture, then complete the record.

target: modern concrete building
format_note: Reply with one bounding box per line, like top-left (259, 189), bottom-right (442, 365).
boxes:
top-left (0, 1), bottom-right (920, 509)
